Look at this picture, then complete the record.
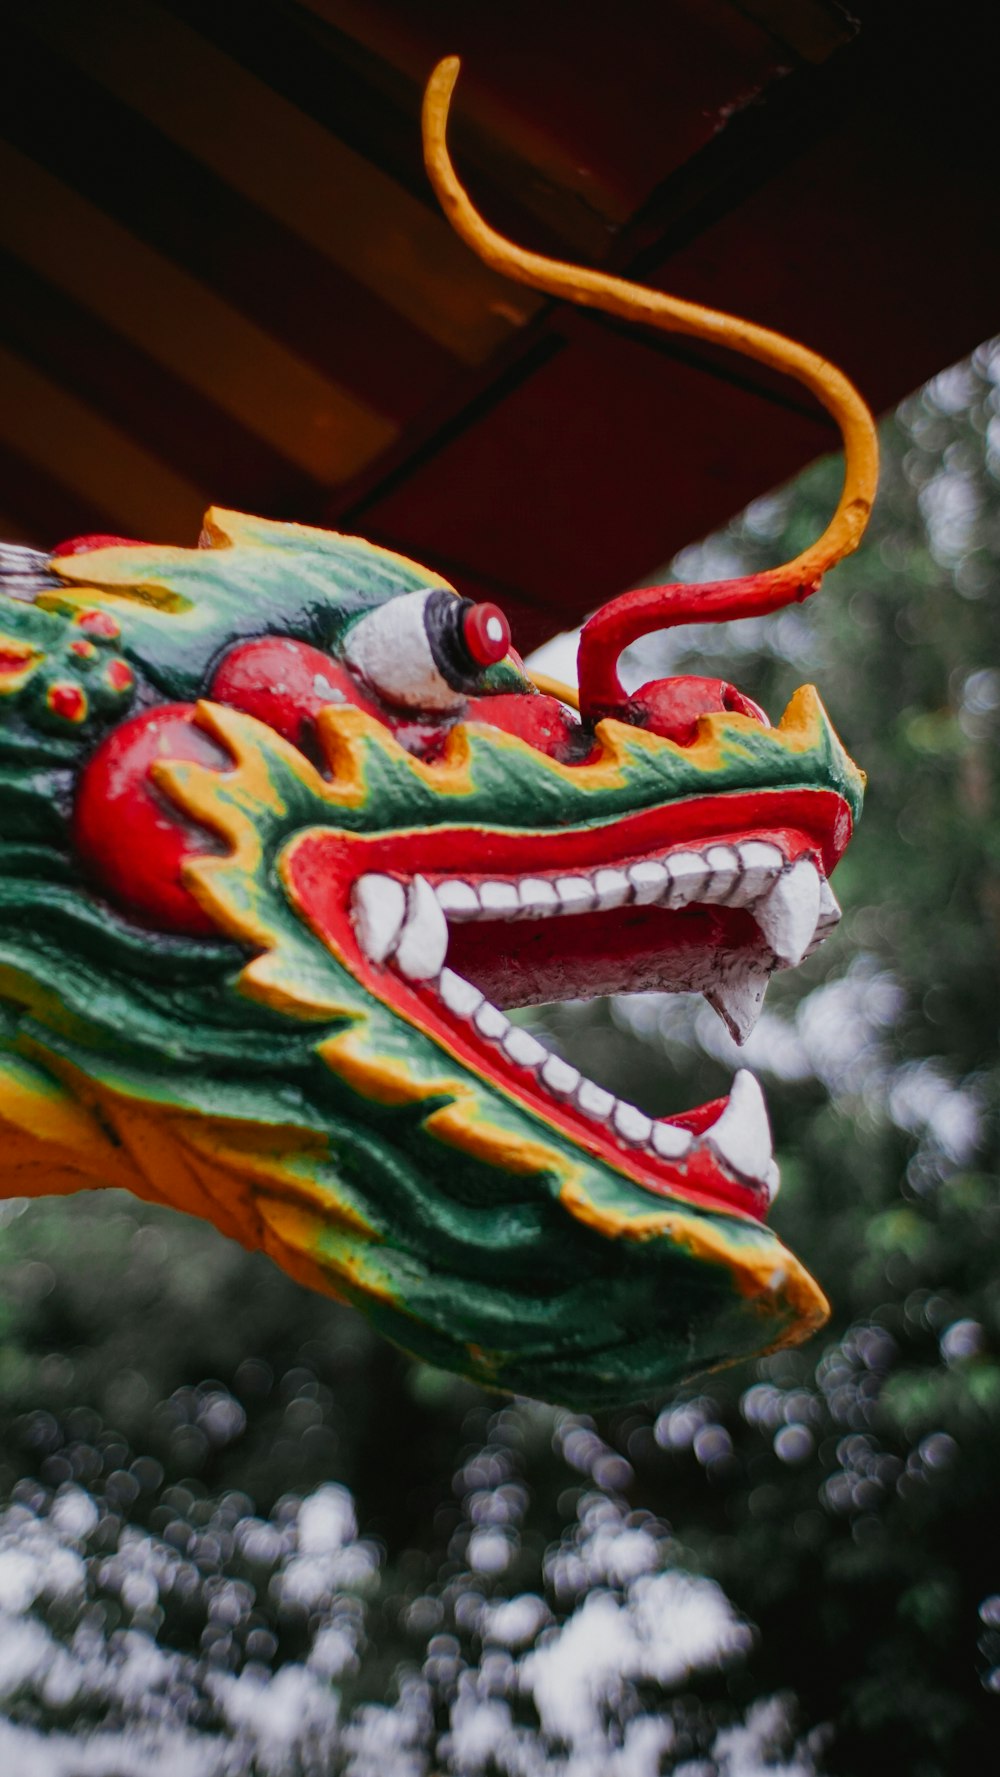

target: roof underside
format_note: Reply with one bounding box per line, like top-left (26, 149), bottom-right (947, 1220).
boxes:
top-left (1, 0), bottom-right (997, 649)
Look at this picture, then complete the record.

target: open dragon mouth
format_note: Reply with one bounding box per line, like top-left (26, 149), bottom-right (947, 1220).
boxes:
top-left (299, 795), bottom-right (844, 1229)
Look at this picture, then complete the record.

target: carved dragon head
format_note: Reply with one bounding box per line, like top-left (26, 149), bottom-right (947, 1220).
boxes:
top-left (0, 62), bottom-right (877, 1408)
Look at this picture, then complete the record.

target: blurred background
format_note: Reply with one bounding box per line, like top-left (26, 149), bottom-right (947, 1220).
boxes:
top-left (1, 2), bottom-right (998, 1773)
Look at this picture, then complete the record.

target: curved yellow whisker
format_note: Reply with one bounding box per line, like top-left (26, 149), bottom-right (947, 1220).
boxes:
top-left (422, 55), bottom-right (878, 594)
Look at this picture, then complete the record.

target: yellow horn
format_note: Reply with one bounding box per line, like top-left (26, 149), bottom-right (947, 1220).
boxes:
top-left (422, 55), bottom-right (878, 592)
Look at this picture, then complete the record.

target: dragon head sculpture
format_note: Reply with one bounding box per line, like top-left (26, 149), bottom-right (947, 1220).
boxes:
top-left (0, 61), bottom-right (877, 1409)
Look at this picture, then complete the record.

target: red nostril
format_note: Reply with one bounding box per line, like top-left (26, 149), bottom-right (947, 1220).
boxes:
top-left (623, 676), bottom-right (770, 746)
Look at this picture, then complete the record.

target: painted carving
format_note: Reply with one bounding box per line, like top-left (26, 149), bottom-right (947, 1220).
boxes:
top-left (0, 62), bottom-right (877, 1407)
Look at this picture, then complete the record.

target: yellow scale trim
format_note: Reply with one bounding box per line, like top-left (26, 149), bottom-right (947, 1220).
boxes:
top-left (0, 666), bottom-right (852, 1295)
top-left (250, 1198), bottom-right (352, 1304)
top-left (48, 509), bottom-right (457, 618)
top-left (164, 677), bottom-right (849, 889)
top-left (560, 1178), bottom-right (829, 1338)
top-left (0, 44), bottom-right (865, 1375)
top-left (176, 1118), bottom-right (379, 1242)
top-left (0, 1025), bottom-right (382, 1296)
top-left (0, 1029), bottom-right (820, 1339)
top-left (0, 636), bottom-right (42, 694)
top-left (316, 1025), bottom-right (571, 1182)
top-left (160, 706), bottom-right (651, 1230)
top-left (0, 1046), bottom-right (137, 1198)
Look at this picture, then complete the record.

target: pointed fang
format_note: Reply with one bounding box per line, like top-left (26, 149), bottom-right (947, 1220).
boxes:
top-left (352, 873), bottom-right (406, 964)
top-left (706, 960), bottom-right (772, 1044)
top-left (756, 858), bottom-right (822, 967)
top-left (704, 1069), bottom-right (773, 1185)
top-left (806, 876), bottom-right (843, 955)
top-left (394, 875), bottom-right (450, 980)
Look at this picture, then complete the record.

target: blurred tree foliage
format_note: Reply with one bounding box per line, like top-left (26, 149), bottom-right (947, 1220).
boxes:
top-left (0, 345), bottom-right (998, 1774)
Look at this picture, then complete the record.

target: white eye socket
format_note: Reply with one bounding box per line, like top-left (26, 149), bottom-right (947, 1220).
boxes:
top-left (343, 590), bottom-right (464, 711)
top-left (342, 589), bottom-right (511, 713)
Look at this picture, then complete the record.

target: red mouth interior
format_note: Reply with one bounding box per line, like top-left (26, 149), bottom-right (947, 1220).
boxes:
top-left (449, 901), bottom-right (763, 1007)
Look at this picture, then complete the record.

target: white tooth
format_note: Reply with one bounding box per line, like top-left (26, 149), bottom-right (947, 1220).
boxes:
top-left (591, 867), bottom-right (631, 910)
top-left (804, 877), bottom-right (842, 956)
top-left (700, 843), bottom-right (741, 904)
top-left (627, 859), bottom-right (669, 904)
top-left (576, 1080), bottom-right (615, 1121)
top-left (480, 880), bottom-right (520, 915)
top-left (663, 851), bottom-right (711, 908)
top-left (394, 875), bottom-right (450, 979)
top-left (438, 967), bottom-right (483, 1019)
top-left (474, 1000), bottom-right (509, 1042)
top-left (764, 1159), bottom-right (781, 1203)
top-left (555, 876), bottom-right (596, 914)
top-left (704, 1070), bottom-right (773, 1183)
top-left (651, 1120), bottom-right (693, 1160)
top-left (519, 877), bottom-right (559, 915)
top-left (816, 875), bottom-right (841, 928)
top-left (352, 874), bottom-right (406, 964)
top-left (613, 1101), bottom-right (653, 1145)
top-left (706, 959), bottom-right (772, 1044)
top-left (541, 1055), bottom-right (580, 1097)
top-left (728, 840), bottom-right (785, 908)
top-left (503, 1026), bottom-right (549, 1069)
top-left (435, 879), bottom-right (480, 920)
top-left (755, 857), bottom-right (821, 966)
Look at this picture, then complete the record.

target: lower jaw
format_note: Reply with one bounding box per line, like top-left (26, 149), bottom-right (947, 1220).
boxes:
top-left (397, 962), bottom-right (777, 1225)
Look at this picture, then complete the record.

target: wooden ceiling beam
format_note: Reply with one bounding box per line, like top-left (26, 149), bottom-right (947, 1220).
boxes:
top-left (21, 0), bottom-right (538, 363)
top-left (0, 245), bottom-right (327, 524)
top-left (0, 139), bottom-right (395, 492)
top-left (0, 342), bottom-right (207, 540)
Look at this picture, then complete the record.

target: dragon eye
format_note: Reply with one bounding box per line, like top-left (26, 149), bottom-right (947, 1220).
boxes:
top-left (342, 589), bottom-right (511, 711)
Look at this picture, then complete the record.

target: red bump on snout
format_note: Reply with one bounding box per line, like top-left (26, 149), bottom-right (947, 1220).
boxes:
top-left (209, 636), bottom-right (385, 745)
top-left (626, 676), bottom-right (770, 747)
top-left (74, 704), bottom-right (230, 935)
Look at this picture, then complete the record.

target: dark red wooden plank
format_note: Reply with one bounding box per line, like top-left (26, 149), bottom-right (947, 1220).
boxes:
top-left (0, 20), bottom-right (460, 426)
top-left (321, 0), bottom-right (794, 226)
top-left (0, 440), bottom-right (121, 546)
top-left (640, 30), bottom-right (1000, 424)
top-left (0, 247), bottom-right (327, 525)
top-left (353, 320), bottom-right (833, 636)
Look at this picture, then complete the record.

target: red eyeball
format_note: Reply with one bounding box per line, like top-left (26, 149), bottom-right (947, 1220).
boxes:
top-left (462, 601), bottom-right (510, 668)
